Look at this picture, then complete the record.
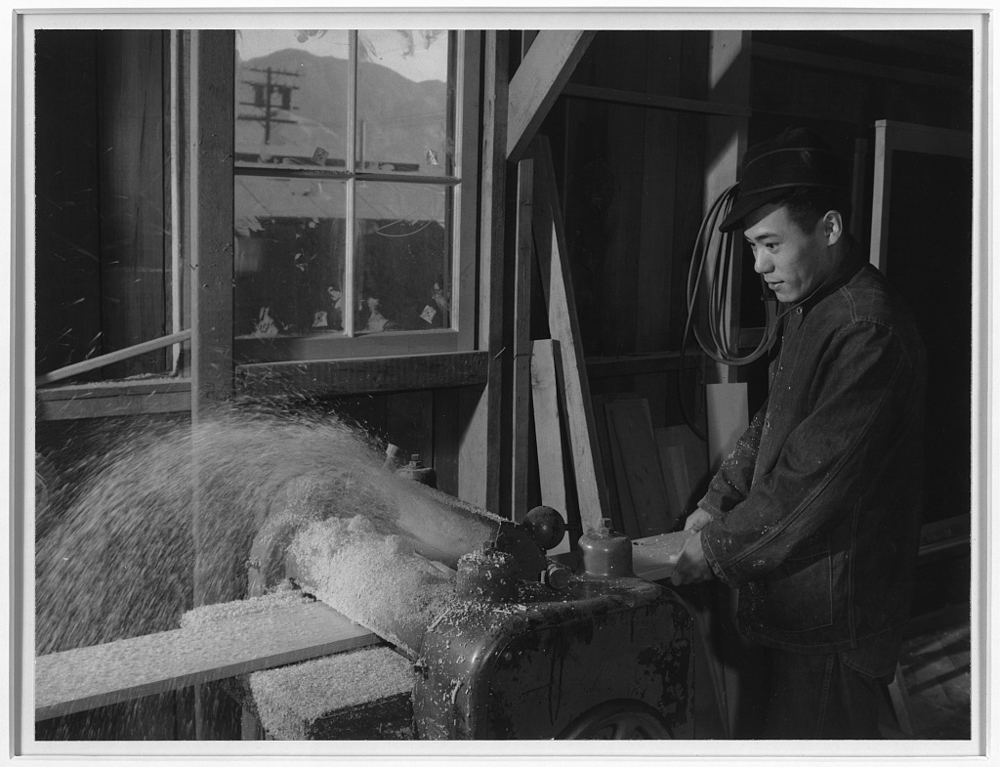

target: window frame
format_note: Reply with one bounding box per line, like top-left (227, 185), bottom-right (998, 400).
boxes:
top-left (230, 29), bottom-right (482, 365)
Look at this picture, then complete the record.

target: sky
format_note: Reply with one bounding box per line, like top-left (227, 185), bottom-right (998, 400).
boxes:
top-left (236, 29), bottom-right (449, 82)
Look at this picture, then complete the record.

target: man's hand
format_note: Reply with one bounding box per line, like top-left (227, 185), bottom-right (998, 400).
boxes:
top-left (683, 508), bottom-right (715, 533)
top-left (670, 532), bottom-right (715, 586)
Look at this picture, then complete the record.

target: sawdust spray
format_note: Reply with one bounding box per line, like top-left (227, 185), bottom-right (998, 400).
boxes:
top-left (35, 406), bottom-right (389, 657)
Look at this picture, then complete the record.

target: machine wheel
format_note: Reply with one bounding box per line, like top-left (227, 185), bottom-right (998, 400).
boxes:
top-left (559, 700), bottom-right (673, 740)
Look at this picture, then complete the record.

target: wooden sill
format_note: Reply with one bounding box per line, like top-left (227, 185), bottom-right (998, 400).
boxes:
top-left (36, 378), bottom-right (192, 421)
top-left (236, 350), bottom-right (490, 397)
top-left (585, 351), bottom-right (704, 379)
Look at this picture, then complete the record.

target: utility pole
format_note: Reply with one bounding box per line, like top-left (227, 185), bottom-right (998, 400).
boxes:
top-left (238, 66), bottom-right (301, 145)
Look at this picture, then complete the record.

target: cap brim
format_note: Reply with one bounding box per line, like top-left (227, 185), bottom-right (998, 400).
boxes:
top-left (718, 187), bottom-right (790, 233)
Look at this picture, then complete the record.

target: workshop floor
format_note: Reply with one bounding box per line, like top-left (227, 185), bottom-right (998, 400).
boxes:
top-left (891, 620), bottom-right (971, 740)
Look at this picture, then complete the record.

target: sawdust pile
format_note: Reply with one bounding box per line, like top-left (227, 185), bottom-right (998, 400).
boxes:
top-left (287, 514), bottom-right (456, 656)
top-left (248, 646), bottom-right (414, 740)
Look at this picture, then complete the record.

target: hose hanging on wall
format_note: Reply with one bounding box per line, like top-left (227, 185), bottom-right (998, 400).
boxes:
top-left (682, 184), bottom-right (782, 368)
top-left (676, 183), bottom-right (781, 442)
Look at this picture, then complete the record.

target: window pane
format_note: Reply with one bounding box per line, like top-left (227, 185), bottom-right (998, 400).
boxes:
top-left (234, 176), bottom-right (347, 338)
top-left (354, 181), bottom-right (453, 333)
top-left (235, 30), bottom-right (350, 169)
top-left (357, 30), bottom-right (455, 176)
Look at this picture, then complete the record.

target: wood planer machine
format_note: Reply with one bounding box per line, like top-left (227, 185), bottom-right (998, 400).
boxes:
top-left (218, 476), bottom-right (718, 741)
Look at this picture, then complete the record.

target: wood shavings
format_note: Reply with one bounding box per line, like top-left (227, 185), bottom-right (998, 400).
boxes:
top-left (287, 515), bottom-right (456, 656)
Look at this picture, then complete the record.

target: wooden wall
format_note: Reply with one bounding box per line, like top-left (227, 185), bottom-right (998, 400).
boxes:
top-left (536, 31), bottom-right (719, 531)
top-left (550, 31), bottom-right (710, 358)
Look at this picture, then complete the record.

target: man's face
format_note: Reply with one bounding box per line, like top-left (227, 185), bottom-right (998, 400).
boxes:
top-left (742, 202), bottom-right (833, 304)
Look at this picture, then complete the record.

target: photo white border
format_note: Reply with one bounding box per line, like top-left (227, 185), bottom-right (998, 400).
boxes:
top-left (5, 3), bottom-right (994, 765)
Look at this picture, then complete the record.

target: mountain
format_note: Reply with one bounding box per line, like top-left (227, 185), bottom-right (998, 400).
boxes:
top-left (236, 48), bottom-right (451, 172)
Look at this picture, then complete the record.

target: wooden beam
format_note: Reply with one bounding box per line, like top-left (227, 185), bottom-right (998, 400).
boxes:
top-left (189, 30), bottom-right (235, 417)
top-left (476, 31), bottom-right (511, 516)
top-left (705, 31), bottom-right (751, 386)
top-left (35, 379), bottom-right (192, 421)
top-left (187, 35), bottom-right (237, 736)
top-left (532, 139), bottom-right (609, 535)
top-left (235, 351), bottom-right (489, 398)
top-left (506, 30), bottom-right (595, 162)
top-left (511, 157), bottom-right (535, 520)
top-left (34, 601), bottom-right (379, 722)
top-left (562, 83), bottom-right (750, 118)
top-left (752, 41), bottom-right (970, 92)
top-left (585, 351), bottom-right (704, 379)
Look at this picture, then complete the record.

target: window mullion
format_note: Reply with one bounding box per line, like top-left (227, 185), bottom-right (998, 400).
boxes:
top-left (344, 31), bottom-right (359, 338)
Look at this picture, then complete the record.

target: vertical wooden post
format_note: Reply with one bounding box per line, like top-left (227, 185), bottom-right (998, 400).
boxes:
top-left (511, 156), bottom-right (535, 521)
top-left (189, 30), bottom-right (235, 426)
top-left (464, 30), bottom-right (510, 517)
top-left (188, 28), bottom-right (235, 609)
top-left (701, 31), bottom-right (753, 738)
top-left (704, 31), bottom-right (750, 386)
top-left (187, 29), bottom-right (237, 740)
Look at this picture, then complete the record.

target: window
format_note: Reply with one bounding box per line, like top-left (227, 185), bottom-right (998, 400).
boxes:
top-left (232, 30), bottom-right (480, 363)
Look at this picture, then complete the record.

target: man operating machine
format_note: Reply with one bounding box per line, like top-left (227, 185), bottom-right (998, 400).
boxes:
top-left (671, 127), bottom-right (928, 739)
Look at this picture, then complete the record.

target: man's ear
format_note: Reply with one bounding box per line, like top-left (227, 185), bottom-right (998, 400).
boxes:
top-left (821, 210), bottom-right (843, 246)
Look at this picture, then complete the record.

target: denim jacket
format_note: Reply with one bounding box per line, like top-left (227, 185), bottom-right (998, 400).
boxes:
top-left (698, 241), bottom-right (927, 673)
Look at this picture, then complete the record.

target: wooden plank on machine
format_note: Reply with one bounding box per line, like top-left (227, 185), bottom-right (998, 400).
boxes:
top-left (530, 339), bottom-right (571, 554)
top-left (35, 602), bottom-right (379, 722)
top-left (604, 399), bottom-right (673, 538)
top-left (532, 138), bottom-right (610, 535)
top-left (631, 530), bottom-right (695, 582)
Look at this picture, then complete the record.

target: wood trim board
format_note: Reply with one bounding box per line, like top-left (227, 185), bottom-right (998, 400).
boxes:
top-left (235, 351), bottom-right (489, 397)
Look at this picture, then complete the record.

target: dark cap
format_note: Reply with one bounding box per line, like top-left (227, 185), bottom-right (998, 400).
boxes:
top-left (719, 127), bottom-right (850, 233)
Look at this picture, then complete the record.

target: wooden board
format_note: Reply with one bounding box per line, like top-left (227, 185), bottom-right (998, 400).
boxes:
top-left (512, 158), bottom-right (536, 520)
top-left (655, 424), bottom-right (710, 519)
top-left (705, 382), bottom-right (749, 474)
top-left (35, 601), bottom-right (379, 722)
top-left (530, 339), bottom-right (571, 554)
top-left (478, 30), bottom-right (510, 516)
top-left (236, 351), bottom-right (490, 398)
top-left (604, 399), bottom-right (673, 538)
top-left (590, 395), bottom-right (625, 537)
top-left (532, 139), bottom-right (610, 535)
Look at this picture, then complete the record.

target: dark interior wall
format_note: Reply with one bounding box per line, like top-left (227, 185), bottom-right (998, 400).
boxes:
top-left (35, 31), bottom-right (103, 377)
top-left (748, 31), bottom-right (974, 529)
top-left (35, 30), bottom-right (170, 379)
top-left (550, 31), bottom-right (710, 360)
top-left (542, 29), bottom-right (973, 537)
